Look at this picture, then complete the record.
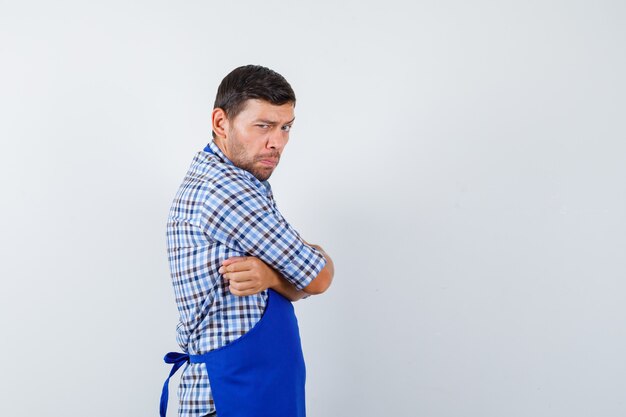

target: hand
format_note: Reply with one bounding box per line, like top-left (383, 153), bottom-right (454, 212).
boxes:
top-left (219, 256), bottom-right (280, 297)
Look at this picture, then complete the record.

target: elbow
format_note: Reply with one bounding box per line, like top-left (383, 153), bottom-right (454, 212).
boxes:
top-left (302, 280), bottom-right (330, 295)
top-left (302, 269), bottom-right (333, 295)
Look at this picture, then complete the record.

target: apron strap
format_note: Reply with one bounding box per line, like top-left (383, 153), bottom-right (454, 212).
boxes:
top-left (160, 352), bottom-right (190, 417)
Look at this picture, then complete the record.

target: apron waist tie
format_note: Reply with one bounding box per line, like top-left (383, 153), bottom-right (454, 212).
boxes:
top-left (160, 352), bottom-right (189, 417)
top-left (159, 290), bottom-right (306, 417)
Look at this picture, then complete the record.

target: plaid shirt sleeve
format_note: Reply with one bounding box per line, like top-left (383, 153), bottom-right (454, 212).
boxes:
top-left (200, 170), bottom-right (327, 291)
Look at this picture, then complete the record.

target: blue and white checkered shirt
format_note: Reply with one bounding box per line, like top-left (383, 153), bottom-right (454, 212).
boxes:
top-left (166, 140), bottom-right (327, 417)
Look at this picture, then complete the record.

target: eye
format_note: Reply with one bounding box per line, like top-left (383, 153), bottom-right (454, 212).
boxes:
top-left (256, 124), bottom-right (270, 129)
top-left (281, 125), bottom-right (292, 132)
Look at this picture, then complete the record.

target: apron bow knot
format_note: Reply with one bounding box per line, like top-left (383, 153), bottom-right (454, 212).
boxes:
top-left (160, 352), bottom-right (190, 417)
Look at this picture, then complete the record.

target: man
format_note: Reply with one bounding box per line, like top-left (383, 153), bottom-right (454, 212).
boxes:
top-left (160, 65), bottom-right (335, 417)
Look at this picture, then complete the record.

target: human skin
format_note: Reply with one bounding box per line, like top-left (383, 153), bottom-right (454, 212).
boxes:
top-left (212, 98), bottom-right (293, 182)
top-left (212, 99), bottom-right (334, 299)
top-left (220, 243), bottom-right (334, 301)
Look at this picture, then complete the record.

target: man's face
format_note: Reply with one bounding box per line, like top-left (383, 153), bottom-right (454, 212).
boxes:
top-left (225, 99), bottom-right (295, 181)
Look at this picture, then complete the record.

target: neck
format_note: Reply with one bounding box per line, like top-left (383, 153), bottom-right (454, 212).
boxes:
top-left (213, 137), bottom-right (231, 160)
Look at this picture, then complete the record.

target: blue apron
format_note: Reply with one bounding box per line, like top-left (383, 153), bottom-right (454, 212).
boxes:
top-left (160, 289), bottom-right (307, 417)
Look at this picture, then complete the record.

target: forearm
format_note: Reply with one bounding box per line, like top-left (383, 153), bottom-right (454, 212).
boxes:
top-left (270, 274), bottom-right (308, 302)
top-left (221, 255), bottom-right (319, 301)
top-left (302, 244), bottom-right (334, 295)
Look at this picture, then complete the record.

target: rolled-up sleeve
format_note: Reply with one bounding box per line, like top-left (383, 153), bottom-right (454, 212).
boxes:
top-left (199, 170), bottom-right (326, 290)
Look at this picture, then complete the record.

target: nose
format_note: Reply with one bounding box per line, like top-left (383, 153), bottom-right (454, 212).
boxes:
top-left (266, 128), bottom-right (288, 151)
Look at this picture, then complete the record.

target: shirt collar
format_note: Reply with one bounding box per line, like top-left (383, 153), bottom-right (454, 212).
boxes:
top-left (203, 141), bottom-right (273, 193)
top-left (204, 140), bottom-right (231, 165)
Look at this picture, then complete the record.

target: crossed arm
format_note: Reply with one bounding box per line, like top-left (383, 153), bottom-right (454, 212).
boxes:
top-left (219, 244), bottom-right (335, 302)
top-left (203, 173), bottom-right (334, 301)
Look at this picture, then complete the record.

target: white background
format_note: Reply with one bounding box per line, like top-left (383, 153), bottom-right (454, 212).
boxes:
top-left (1, 1), bottom-right (625, 416)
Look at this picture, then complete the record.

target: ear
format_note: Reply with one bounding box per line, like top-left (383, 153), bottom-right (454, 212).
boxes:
top-left (212, 108), bottom-right (229, 139)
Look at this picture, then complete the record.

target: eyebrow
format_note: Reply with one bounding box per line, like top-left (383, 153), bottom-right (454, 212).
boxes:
top-left (254, 117), bottom-right (296, 125)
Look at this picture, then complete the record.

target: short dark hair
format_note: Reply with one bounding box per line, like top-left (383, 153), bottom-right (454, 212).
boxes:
top-left (212, 65), bottom-right (296, 138)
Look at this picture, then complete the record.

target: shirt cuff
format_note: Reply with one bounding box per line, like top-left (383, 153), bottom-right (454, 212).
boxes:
top-left (281, 245), bottom-right (327, 291)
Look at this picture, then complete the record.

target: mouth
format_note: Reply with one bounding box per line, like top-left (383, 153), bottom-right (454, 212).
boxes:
top-left (258, 157), bottom-right (279, 167)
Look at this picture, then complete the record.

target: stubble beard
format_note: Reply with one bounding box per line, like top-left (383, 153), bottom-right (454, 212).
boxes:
top-left (228, 134), bottom-right (280, 182)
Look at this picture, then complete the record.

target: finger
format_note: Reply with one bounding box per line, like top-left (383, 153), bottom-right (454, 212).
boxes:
top-left (223, 271), bottom-right (254, 283)
top-left (229, 280), bottom-right (257, 291)
top-left (229, 281), bottom-right (259, 294)
top-left (219, 258), bottom-right (252, 274)
top-left (230, 288), bottom-right (262, 297)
